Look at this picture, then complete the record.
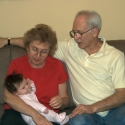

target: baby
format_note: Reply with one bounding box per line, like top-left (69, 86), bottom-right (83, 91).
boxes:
top-left (4, 73), bottom-right (69, 125)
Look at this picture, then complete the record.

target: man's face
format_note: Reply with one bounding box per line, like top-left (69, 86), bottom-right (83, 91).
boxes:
top-left (72, 15), bottom-right (94, 50)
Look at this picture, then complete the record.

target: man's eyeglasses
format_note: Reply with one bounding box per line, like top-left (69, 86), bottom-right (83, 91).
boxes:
top-left (29, 47), bottom-right (49, 56)
top-left (69, 28), bottom-right (94, 38)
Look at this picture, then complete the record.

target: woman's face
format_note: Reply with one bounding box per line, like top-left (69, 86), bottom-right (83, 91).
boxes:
top-left (27, 40), bottom-right (50, 68)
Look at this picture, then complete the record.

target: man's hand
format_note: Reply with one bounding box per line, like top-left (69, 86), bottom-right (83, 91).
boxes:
top-left (49, 95), bottom-right (62, 109)
top-left (70, 104), bottom-right (94, 118)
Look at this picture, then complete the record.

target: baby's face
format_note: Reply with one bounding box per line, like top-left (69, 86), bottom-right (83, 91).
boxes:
top-left (16, 78), bottom-right (32, 95)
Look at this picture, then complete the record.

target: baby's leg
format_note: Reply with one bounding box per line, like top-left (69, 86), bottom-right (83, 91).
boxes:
top-left (21, 114), bottom-right (36, 125)
top-left (41, 110), bottom-right (69, 125)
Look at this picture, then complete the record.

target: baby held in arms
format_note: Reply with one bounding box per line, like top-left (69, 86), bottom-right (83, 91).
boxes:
top-left (4, 73), bottom-right (69, 125)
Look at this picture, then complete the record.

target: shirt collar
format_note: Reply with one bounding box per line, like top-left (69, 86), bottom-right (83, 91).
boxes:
top-left (97, 36), bottom-right (107, 55)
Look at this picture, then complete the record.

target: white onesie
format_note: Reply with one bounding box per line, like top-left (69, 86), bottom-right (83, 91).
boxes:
top-left (18, 81), bottom-right (69, 125)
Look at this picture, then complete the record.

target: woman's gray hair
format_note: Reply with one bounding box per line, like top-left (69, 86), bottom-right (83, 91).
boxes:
top-left (75, 10), bottom-right (102, 32)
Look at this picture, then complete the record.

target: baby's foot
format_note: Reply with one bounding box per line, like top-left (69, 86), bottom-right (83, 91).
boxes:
top-left (56, 112), bottom-right (69, 125)
top-left (60, 115), bottom-right (69, 125)
top-left (56, 112), bottom-right (66, 122)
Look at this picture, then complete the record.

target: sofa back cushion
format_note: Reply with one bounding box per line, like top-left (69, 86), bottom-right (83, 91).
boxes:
top-left (0, 45), bottom-right (11, 118)
top-left (107, 40), bottom-right (125, 55)
top-left (0, 45), bottom-right (26, 120)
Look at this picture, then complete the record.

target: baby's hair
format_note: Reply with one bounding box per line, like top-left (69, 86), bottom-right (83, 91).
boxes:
top-left (4, 72), bottom-right (24, 93)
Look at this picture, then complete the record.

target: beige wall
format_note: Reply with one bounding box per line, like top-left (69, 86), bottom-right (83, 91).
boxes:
top-left (0, 0), bottom-right (125, 41)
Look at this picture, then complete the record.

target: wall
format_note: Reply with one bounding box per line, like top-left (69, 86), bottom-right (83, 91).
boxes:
top-left (0, 0), bottom-right (125, 41)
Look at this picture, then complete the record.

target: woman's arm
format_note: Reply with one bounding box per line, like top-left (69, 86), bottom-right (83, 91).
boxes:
top-left (59, 82), bottom-right (70, 110)
top-left (49, 82), bottom-right (70, 110)
top-left (4, 88), bottom-right (52, 125)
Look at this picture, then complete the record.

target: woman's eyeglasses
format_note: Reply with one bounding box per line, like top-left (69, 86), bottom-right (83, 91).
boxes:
top-left (29, 47), bottom-right (49, 56)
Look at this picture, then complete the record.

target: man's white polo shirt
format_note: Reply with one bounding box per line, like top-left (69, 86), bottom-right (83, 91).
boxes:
top-left (55, 36), bottom-right (125, 117)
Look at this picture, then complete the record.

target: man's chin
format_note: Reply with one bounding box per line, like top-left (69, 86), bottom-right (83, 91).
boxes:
top-left (77, 43), bottom-right (83, 48)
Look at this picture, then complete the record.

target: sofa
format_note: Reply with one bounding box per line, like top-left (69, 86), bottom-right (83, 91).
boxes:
top-left (0, 39), bottom-right (125, 122)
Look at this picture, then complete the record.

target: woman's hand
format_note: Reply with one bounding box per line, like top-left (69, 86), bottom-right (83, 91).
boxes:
top-left (49, 95), bottom-right (62, 109)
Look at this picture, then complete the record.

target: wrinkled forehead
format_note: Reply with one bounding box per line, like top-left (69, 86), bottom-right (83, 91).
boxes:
top-left (73, 15), bottom-right (88, 31)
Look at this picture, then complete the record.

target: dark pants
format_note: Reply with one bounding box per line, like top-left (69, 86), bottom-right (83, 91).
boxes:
top-left (1, 109), bottom-right (59, 125)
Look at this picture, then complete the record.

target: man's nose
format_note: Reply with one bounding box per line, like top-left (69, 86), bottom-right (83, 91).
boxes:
top-left (74, 34), bottom-right (80, 40)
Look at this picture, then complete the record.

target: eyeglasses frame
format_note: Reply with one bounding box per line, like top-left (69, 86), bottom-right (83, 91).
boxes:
top-left (69, 28), bottom-right (94, 38)
top-left (29, 47), bottom-right (49, 56)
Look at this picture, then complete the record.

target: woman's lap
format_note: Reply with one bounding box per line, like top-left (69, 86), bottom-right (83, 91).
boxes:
top-left (1, 109), bottom-right (28, 125)
top-left (1, 109), bottom-right (59, 125)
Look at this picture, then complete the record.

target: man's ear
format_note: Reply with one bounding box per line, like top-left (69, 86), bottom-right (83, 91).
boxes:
top-left (92, 28), bottom-right (99, 37)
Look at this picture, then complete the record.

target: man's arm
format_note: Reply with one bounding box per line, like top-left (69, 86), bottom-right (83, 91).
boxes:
top-left (92, 88), bottom-right (125, 112)
top-left (70, 88), bottom-right (125, 118)
top-left (4, 88), bottom-right (52, 125)
top-left (0, 37), bottom-right (24, 48)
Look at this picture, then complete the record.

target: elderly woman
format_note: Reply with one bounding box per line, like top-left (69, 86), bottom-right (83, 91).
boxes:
top-left (1, 24), bottom-right (69, 125)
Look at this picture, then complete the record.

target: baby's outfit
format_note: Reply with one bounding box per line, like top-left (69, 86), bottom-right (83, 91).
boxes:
top-left (18, 81), bottom-right (69, 125)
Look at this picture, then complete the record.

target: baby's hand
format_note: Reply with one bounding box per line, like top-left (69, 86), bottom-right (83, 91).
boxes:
top-left (27, 78), bottom-right (30, 83)
top-left (27, 78), bottom-right (33, 85)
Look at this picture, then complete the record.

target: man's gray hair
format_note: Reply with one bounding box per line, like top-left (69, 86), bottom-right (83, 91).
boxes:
top-left (75, 10), bottom-right (102, 32)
